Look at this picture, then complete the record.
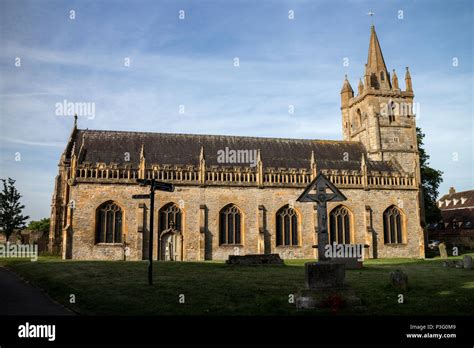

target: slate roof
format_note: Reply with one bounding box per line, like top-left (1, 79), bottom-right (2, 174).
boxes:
top-left (68, 128), bottom-right (397, 172)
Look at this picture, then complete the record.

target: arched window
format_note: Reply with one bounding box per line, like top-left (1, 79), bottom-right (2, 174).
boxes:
top-left (276, 205), bottom-right (299, 246)
top-left (383, 206), bottom-right (404, 244)
top-left (356, 109), bottom-right (362, 128)
top-left (96, 201), bottom-right (123, 244)
top-left (219, 204), bottom-right (242, 245)
top-left (388, 101), bottom-right (396, 123)
top-left (329, 206), bottom-right (352, 244)
top-left (159, 203), bottom-right (182, 233)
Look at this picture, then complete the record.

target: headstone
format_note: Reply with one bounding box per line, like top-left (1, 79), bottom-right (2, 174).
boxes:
top-left (462, 255), bottom-right (472, 269)
top-left (305, 262), bottom-right (346, 289)
top-left (438, 242), bottom-right (448, 259)
top-left (441, 260), bottom-right (466, 269)
top-left (390, 269), bottom-right (408, 291)
top-left (226, 254), bottom-right (283, 265)
top-left (442, 260), bottom-right (453, 268)
top-left (462, 255), bottom-right (472, 270)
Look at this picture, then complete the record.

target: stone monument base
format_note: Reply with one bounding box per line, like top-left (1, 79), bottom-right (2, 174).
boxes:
top-left (295, 287), bottom-right (363, 311)
top-left (305, 261), bottom-right (346, 289)
top-left (295, 261), bottom-right (364, 312)
top-left (225, 253), bottom-right (283, 265)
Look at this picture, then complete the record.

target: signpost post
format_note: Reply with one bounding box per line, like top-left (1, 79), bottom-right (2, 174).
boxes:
top-left (133, 179), bottom-right (174, 285)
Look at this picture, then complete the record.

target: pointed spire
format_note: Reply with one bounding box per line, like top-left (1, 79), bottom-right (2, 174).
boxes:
top-left (73, 114), bottom-right (78, 129)
top-left (140, 143), bottom-right (145, 159)
top-left (405, 67), bottom-right (412, 92)
top-left (366, 26), bottom-right (390, 89)
top-left (340, 75), bottom-right (354, 108)
top-left (340, 75), bottom-right (354, 94)
top-left (392, 69), bottom-right (399, 90)
top-left (358, 78), bottom-right (364, 95)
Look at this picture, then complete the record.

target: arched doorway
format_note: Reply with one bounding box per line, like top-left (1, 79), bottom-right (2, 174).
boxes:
top-left (159, 223), bottom-right (183, 261)
top-left (158, 203), bottom-right (183, 261)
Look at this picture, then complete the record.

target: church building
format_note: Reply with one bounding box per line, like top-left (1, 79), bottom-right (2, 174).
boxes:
top-left (49, 26), bottom-right (426, 261)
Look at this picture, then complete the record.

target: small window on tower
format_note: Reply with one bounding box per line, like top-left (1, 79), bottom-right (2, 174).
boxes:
top-left (357, 109), bottom-right (362, 127)
top-left (380, 71), bottom-right (385, 81)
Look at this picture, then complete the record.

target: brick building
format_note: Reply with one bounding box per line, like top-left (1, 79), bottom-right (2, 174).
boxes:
top-left (428, 187), bottom-right (474, 249)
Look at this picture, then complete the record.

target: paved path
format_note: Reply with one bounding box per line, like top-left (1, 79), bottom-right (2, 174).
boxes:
top-left (0, 267), bottom-right (73, 315)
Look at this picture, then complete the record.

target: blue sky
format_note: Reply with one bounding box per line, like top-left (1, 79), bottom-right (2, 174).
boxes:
top-left (0, 0), bottom-right (472, 220)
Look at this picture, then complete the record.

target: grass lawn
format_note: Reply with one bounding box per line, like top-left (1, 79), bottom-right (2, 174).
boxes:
top-left (1, 254), bottom-right (473, 315)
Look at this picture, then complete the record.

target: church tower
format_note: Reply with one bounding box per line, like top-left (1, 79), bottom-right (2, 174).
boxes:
top-left (341, 25), bottom-right (419, 177)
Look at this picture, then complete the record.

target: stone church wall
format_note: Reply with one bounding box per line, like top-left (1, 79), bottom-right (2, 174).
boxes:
top-left (68, 182), bottom-right (423, 261)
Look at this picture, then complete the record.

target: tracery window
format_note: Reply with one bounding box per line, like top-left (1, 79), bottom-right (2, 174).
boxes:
top-left (276, 205), bottom-right (299, 246)
top-left (159, 203), bottom-right (182, 233)
top-left (96, 201), bottom-right (123, 244)
top-left (329, 206), bottom-right (352, 244)
top-left (219, 204), bottom-right (242, 245)
top-left (383, 206), bottom-right (404, 244)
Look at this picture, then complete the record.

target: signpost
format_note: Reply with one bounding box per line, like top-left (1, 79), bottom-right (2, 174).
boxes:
top-left (297, 172), bottom-right (346, 261)
top-left (133, 179), bottom-right (174, 285)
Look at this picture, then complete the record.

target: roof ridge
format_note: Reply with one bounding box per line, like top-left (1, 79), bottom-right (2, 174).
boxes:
top-left (76, 128), bottom-right (362, 144)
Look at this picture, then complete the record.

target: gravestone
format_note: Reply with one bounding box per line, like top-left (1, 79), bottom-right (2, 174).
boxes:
top-left (390, 269), bottom-right (408, 291)
top-left (305, 262), bottom-right (345, 289)
top-left (226, 254), bottom-right (283, 265)
top-left (454, 260), bottom-right (464, 269)
top-left (442, 260), bottom-right (464, 268)
top-left (462, 255), bottom-right (472, 270)
top-left (438, 242), bottom-right (448, 259)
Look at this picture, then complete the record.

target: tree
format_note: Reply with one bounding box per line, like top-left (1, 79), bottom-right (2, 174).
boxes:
top-left (27, 218), bottom-right (50, 233)
top-left (417, 127), bottom-right (443, 224)
top-left (0, 178), bottom-right (29, 241)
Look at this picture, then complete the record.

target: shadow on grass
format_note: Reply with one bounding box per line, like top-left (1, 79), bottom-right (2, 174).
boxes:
top-left (2, 253), bottom-right (473, 316)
